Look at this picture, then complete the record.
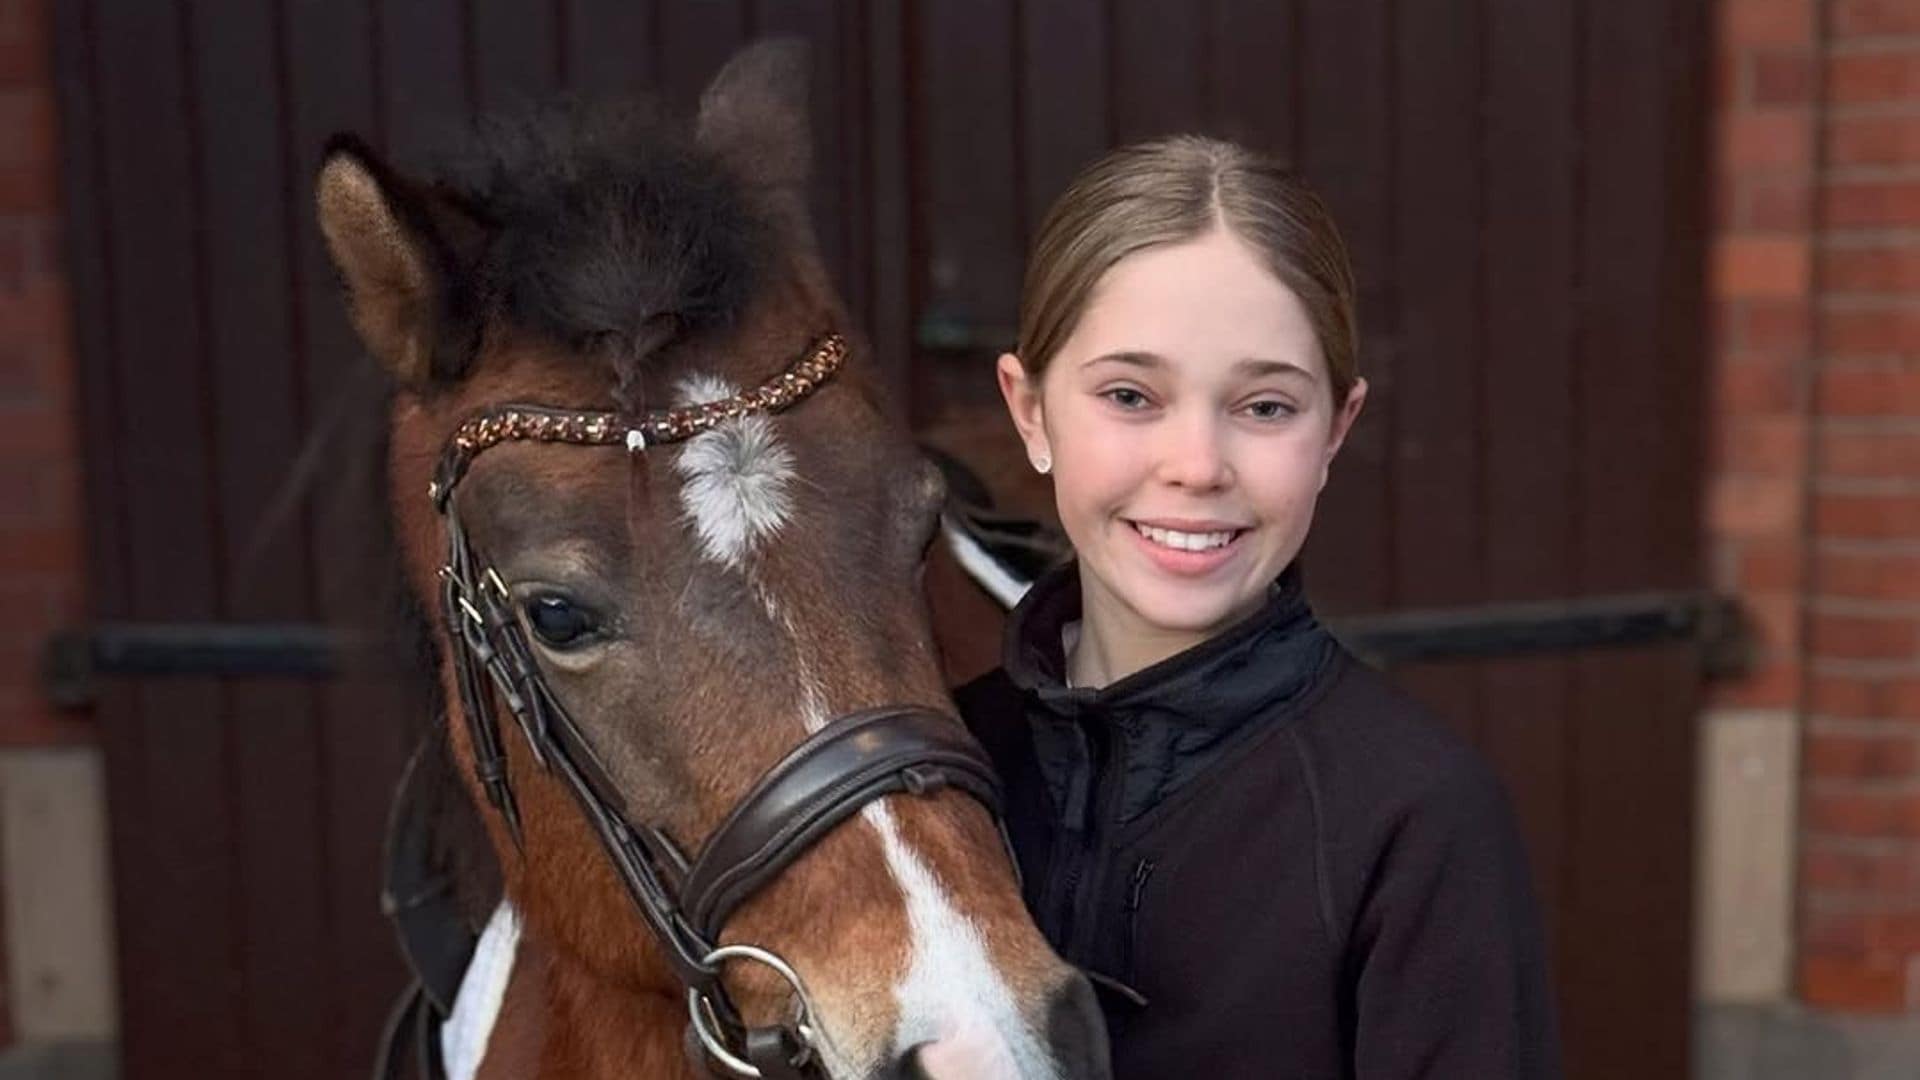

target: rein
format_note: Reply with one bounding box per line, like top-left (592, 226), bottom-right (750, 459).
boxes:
top-left (427, 334), bottom-right (1006, 1079)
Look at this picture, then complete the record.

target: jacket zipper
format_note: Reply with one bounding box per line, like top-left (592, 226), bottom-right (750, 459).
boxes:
top-left (1063, 718), bottom-right (1128, 966)
top-left (1120, 857), bottom-right (1156, 980)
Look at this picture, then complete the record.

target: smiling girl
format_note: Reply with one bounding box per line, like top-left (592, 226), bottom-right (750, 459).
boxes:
top-left (957, 136), bottom-right (1560, 1077)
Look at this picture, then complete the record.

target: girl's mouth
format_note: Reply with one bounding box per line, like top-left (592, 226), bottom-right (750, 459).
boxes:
top-left (1127, 520), bottom-right (1247, 552)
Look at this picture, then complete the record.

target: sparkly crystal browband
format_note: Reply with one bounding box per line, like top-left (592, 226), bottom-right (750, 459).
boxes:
top-left (427, 333), bottom-right (848, 508)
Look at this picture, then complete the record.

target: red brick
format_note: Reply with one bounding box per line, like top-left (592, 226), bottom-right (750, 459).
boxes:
top-left (0, 527), bottom-right (80, 579)
top-left (1822, 241), bottom-right (1920, 294)
top-left (1738, 538), bottom-right (1807, 591)
top-left (1806, 788), bottom-right (1920, 837)
top-left (1819, 427), bottom-right (1920, 480)
top-left (1799, 951), bottom-right (1906, 1012)
top-left (1825, 180), bottom-right (1920, 229)
top-left (1715, 235), bottom-right (1812, 298)
top-left (1887, 678), bottom-right (1920, 718)
top-left (1815, 367), bottom-right (1920, 416)
top-left (1810, 729), bottom-right (1920, 777)
top-left (1818, 550), bottom-right (1920, 602)
top-left (0, 0), bottom-right (48, 87)
top-left (1833, 0), bottom-right (1920, 36)
top-left (1740, 175), bottom-right (1816, 230)
top-left (1827, 114), bottom-right (1920, 169)
top-left (1821, 304), bottom-right (1920, 357)
top-left (1811, 613), bottom-right (1920, 660)
top-left (1719, 413), bottom-right (1809, 473)
top-left (1716, 356), bottom-right (1802, 413)
top-left (1750, 48), bottom-right (1818, 105)
top-left (1804, 844), bottom-right (1920, 894)
top-left (1722, 0), bottom-right (1816, 48)
top-left (1829, 47), bottom-right (1920, 106)
top-left (1712, 472), bottom-right (1804, 536)
top-left (1745, 592), bottom-right (1805, 652)
top-left (1739, 299), bottom-right (1815, 353)
top-left (1812, 672), bottom-right (1887, 717)
top-left (1720, 109), bottom-right (1813, 171)
top-left (1815, 491), bottom-right (1920, 539)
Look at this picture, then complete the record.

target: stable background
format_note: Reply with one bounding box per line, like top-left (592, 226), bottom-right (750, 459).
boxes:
top-left (0, 0), bottom-right (1915, 1078)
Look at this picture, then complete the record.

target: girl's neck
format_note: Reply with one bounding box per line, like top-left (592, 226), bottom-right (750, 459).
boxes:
top-left (1065, 581), bottom-right (1213, 690)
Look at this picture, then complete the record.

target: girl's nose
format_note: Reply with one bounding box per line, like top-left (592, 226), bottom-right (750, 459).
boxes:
top-left (1153, 414), bottom-right (1230, 491)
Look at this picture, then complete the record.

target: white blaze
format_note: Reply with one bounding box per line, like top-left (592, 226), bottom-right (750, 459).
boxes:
top-left (672, 374), bottom-right (795, 568)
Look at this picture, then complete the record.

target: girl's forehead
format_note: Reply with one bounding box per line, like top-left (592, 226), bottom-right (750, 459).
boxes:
top-left (1063, 231), bottom-right (1324, 378)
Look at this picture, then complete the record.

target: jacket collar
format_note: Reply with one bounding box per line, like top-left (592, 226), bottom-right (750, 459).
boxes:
top-left (1002, 560), bottom-right (1334, 826)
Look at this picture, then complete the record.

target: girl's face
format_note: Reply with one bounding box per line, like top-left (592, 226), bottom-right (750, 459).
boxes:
top-left (999, 227), bottom-right (1367, 642)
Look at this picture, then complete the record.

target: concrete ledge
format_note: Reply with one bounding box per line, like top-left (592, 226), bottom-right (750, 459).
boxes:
top-left (0, 1042), bottom-right (115, 1080)
top-left (1698, 1003), bottom-right (1920, 1080)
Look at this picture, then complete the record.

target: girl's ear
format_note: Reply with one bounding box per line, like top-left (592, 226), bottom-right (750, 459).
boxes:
top-left (996, 353), bottom-right (1052, 471)
top-left (1320, 377), bottom-right (1368, 492)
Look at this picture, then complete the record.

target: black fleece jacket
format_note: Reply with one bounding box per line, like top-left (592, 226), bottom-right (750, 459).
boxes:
top-left (956, 564), bottom-right (1561, 1079)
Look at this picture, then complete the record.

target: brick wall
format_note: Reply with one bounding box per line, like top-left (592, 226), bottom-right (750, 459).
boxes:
top-left (1709, 0), bottom-right (1920, 1014)
top-left (0, 0), bottom-right (86, 1051)
top-left (1798, 0), bottom-right (1920, 1011)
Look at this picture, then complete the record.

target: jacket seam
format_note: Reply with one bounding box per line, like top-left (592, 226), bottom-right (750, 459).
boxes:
top-left (1286, 725), bottom-right (1342, 952)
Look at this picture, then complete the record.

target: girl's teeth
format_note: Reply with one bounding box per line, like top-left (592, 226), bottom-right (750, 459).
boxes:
top-left (1136, 523), bottom-right (1236, 551)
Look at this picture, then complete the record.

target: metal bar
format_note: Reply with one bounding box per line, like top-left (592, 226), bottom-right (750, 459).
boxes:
top-left (1328, 591), bottom-right (1746, 671)
top-left (40, 591), bottom-right (1745, 708)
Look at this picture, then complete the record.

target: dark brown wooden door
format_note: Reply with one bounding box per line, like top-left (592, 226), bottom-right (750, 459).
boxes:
top-left (52, 2), bottom-right (1706, 1077)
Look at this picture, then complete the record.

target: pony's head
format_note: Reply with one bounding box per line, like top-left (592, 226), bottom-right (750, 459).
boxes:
top-left (314, 41), bottom-right (1105, 1080)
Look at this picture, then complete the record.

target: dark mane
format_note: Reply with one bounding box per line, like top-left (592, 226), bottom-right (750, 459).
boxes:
top-left (441, 100), bottom-right (771, 365)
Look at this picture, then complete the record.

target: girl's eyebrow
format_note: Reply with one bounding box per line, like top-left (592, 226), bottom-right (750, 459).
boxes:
top-left (1235, 358), bottom-right (1317, 381)
top-left (1083, 350), bottom-right (1317, 382)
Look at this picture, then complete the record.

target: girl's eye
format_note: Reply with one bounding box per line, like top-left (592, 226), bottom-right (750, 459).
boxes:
top-left (523, 593), bottom-right (601, 649)
top-left (1244, 399), bottom-right (1297, 421)
top-left (1103, 387), bottom-right (1150, 410)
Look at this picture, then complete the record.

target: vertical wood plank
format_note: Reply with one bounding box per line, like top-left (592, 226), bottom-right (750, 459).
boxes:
top-left (186, 1), bottom-right (329, 1075)
top-left (563, 0), bottom-right (658, 99)
top-left (470, 0), bottom-right (561, 113)
top-left (862, 0), bottom-right (912, 408)
top-left (380, 0), bottom-right (469, 153)
top-left (286, 3), bottom-right (412, 1072)
top-left (658, 0), bottom-right (746, 113)
top-left (1562, 0), bottom-right (1698, 1074)
top-left (91, 0), bottom-right (241, 1072)
top-left (1382, 0), bottom-right (1484, 742)
top-left (1015, 0), bottom-right (1107, 249)
top-left (1480, 0), bottom-right (1579, 1014)
top-left (1295, 0), bottom-right (1393, 616)
top-left (1110, 0), bottom-right (1203, 143)
top-left (1206, 0), bottom-right (1300, 162)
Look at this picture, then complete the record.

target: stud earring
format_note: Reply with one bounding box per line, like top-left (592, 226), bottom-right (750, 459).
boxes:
top-left (1032, 453), bottom-right (1052, 475)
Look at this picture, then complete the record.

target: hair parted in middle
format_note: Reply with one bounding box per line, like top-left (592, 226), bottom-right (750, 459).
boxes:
top-left (1015, 135), bottom-right (1360, 407)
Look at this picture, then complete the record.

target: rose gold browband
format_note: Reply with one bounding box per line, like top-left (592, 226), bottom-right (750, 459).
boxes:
top-left (427, 333), bottom-right (848, 509)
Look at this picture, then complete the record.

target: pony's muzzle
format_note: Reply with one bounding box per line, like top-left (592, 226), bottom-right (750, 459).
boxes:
top-left (888, 973), bottom-right (1111, 1080)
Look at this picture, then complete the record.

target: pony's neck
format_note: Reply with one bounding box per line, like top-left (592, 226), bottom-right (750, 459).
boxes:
top-left (483, 930), bottom-right (703, 1080)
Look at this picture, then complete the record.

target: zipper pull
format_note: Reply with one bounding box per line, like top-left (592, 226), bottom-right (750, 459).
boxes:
top-left (1126, 858), bottom-right (1156, 912)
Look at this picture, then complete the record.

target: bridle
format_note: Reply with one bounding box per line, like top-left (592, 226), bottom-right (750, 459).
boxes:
top-left (428, 333), bottom-right (1006, 1079)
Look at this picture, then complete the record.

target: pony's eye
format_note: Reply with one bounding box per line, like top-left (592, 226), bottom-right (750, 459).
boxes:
top-left (523, 593), bottom-right (600, 649)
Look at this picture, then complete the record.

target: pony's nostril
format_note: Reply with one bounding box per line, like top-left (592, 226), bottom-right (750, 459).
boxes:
top-left (1046, 974), bottom-right (1113, 1080)
top-left (891, 1042), bottom-right (935, 1080)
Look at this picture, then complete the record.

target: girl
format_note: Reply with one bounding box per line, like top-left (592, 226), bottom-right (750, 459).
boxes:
top-left (957, 136), bottom-right (1561, 1078)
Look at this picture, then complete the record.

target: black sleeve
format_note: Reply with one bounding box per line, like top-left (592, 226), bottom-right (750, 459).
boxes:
top-left (1348, 758), bottom-right (1562, 1079)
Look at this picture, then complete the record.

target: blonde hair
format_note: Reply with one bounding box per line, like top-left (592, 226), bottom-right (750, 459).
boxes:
top-left (1016, 135), bottom-right (1359, 406)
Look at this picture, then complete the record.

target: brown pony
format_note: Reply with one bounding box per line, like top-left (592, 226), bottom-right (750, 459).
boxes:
top-left (315, 42), bottom-right (1105, 1080)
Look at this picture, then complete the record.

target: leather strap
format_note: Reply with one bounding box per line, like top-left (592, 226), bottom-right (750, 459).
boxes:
top-left (681, 706), bottom-right (1003, 941)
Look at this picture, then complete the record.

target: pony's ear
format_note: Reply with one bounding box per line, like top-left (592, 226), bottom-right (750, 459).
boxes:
top-left (696, 38), bottom-right (811, 190)
top-left (314, 135), bottom-right (485, 385)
